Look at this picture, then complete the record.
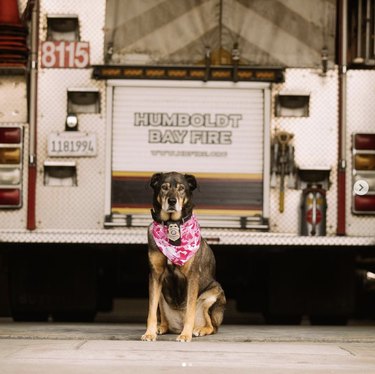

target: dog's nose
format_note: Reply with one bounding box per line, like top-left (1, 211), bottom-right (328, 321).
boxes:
top-left (168, 197), bottom-right (177, 206)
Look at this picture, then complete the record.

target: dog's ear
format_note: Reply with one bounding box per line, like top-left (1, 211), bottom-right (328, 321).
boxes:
top-left (184, 174), bottom-right (197, 191)
top-left (150, 173), bottom-right (162, 190)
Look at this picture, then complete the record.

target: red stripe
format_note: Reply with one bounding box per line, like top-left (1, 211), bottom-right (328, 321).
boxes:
top-left (336, 169), bottom-right (346, 235)
top-left (27, 164), bottom-right (36, 230)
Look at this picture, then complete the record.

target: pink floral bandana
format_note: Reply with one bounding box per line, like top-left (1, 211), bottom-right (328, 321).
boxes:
top-left (151, 215), bottom-right (201, 266)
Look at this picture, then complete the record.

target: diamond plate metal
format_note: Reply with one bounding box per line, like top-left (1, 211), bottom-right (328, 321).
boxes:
top-left (270, 68), bottom-right (338, 236)
top-left (0, 124), bottom-right (28, 229)
top-left (40, 0), bottom-right (105, 64)
top-left (0, 0), bottom-right (28, 230)
top-left (37, 69), bottom-right (106, 230)
top-left (1, 2), bottom-right (375, 244)
top-left (0, 77), bottom-right (27, 123)
top-left (346, 70), bottom-right (375, 236)
top-left (35, 0), bottom-right (107, 230)
top-left (0, 227), bottom-right (374, 246)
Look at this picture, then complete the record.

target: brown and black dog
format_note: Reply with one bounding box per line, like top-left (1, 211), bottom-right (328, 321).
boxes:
top-left (141, 172), bottom-right (226, 342)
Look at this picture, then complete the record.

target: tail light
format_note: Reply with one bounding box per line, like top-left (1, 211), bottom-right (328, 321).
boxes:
top-left (354, 133), bottom-right (375, 150)
top-left (354, 195), bottom-right (375, 212)
top-left (0, 127), bottom-right (23, 208)
top-left (353, 133), bottom-right (375, 214)
top-left (0, 189), bottom-right (20, 206)
top-left (0, 128), bottom-right (21, 143)
top-left (0, 148), bottom-right (21, 164)
top-left (0, 168), bottom-right (21, 185)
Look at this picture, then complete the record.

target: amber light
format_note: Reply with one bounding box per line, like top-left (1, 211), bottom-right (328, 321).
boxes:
top-left (354, 154), bottom-right (375, 170)
top-left (0, 148), bottom-right (21, 164)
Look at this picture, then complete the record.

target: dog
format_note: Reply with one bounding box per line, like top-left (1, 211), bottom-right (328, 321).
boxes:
top-left (141, 172), bottom-right (226, 342)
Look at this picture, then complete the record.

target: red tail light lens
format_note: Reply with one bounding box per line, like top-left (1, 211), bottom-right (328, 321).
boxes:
top-left (354, 133), bottom-right (375, 150)
top-left (0, 189), bottom-right (20, 207)
top-left (0, 128), bottom-right (21, 143)
top-left (354, 195), bottom-right (375, 212)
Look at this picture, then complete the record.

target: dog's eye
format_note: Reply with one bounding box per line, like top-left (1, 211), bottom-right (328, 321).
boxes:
top-left (161, 184), bottom-right (169, 191)
top-left (178, 185), bottom-right (185, 192)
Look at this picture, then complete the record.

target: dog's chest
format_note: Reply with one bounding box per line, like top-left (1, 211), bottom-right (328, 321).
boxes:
top-left (166, 262), bottom-right (186, 281)
top-left (162, 264), bottom-right (188, 307)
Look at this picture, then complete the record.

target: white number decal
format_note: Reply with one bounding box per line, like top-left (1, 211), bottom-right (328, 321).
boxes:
top-left (40, 41), bottom-right (57, 67)
top-left (41, 41), bottom-right (90, 68)
top-left (74, 43), bottom-right (90, 68)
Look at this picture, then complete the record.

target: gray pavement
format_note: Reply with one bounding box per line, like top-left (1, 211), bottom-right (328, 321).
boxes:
top-left (0, 322), bottom-right (375, 373)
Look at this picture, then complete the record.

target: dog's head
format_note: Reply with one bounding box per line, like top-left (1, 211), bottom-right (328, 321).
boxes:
top-left (150, 172), bottom-right (197, 222)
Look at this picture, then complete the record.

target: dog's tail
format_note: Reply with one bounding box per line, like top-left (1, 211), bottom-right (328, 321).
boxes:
top-left (210, 287), bottom-right (226, 332)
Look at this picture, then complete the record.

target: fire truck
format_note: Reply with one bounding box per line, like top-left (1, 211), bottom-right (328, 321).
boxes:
top-left (0, 0), bottom-right (374, 323)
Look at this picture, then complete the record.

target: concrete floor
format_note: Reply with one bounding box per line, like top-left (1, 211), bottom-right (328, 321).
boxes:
top-left (0, 321), bottom-right (375, 373)
top-left (1, 299), bottom-right (375, 373)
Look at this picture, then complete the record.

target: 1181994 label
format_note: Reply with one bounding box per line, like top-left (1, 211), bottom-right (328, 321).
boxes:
top-left (48, 132), bottom-right (97, 157)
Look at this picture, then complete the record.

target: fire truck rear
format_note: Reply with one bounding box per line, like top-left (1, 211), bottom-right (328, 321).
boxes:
top-left (0, 0), bottom-right (374, 323)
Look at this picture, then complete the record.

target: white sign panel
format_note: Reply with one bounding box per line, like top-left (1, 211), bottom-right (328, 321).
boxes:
top-left (112, 82), bottom-right (266, 175)
top-left (48, 132), bottom-right (97, 157)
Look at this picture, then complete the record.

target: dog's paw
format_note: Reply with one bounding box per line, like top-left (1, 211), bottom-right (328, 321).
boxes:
top-left (176, 333), bottom-right (192, 342)
top-left (141, 332), bottom-right (157, 341)
top-left (193, 326), bottom-right (214, 337)
top-left (157, 324), bottom-right (169, 335)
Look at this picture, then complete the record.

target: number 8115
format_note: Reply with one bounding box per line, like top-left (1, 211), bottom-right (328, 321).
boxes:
top-left (41, 41), bottom-right (90, 68)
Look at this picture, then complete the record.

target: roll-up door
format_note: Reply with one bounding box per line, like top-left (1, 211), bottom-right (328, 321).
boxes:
top-left (107, 80), bottom-right (270, 228)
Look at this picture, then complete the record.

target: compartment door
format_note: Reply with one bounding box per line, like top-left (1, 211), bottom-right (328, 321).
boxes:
top-left (107, 81), bottom-right (270, 228)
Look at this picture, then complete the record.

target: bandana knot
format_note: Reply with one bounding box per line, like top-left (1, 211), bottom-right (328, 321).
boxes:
top-left (151, 214), bottom-right (201, 266)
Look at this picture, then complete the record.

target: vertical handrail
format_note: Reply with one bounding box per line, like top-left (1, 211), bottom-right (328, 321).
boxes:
top-left (27, 0), bottom-right (39, 230)
top-left (357, 0), bottom-right (363, 62)
top-left (365, 0), bottom-right (371, 62)
top-left (337, 0), bottom-right (347, 236)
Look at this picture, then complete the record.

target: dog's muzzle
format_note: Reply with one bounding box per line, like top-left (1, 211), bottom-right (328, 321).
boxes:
top-left (167, 197), bottom-right (177, 211)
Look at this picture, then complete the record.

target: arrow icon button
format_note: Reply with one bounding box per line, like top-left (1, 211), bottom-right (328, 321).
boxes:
top-left (353, 180), bottom-right (369, 196)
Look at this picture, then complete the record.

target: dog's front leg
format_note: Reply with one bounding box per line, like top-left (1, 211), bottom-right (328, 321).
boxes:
top-left (142, 249), bottom-right (166, 341)
top-left (141, 271), bottom-right (163, 341)
top-left (177, 277), bottom-right (199, 342)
